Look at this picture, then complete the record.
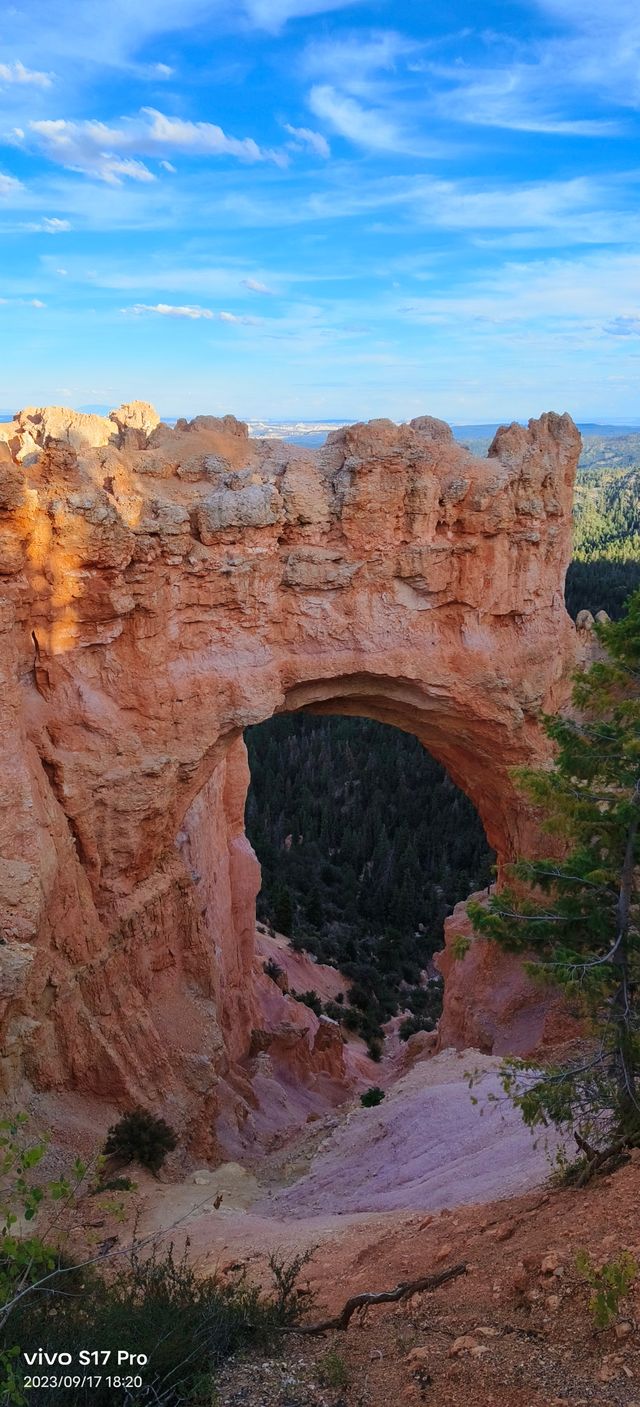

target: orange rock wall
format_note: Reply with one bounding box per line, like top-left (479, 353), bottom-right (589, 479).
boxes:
top-left (0, 401), bottom-right (582, 1141)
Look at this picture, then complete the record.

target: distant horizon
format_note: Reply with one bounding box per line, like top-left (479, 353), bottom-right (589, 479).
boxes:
top-left (2, 406), bottom-right (640, 436)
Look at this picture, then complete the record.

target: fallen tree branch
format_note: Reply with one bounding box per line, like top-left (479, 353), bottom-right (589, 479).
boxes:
top-left (281, 1261), bottom-right (467, 1335)
top-left (573, 1131), bottom-right (632, 1187)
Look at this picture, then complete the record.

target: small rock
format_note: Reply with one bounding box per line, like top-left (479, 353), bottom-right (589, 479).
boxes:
top-left (476, 1326), bottom-right (500, 1337)
top-left (493, 1222), bottom-right (514, 1243)
top-left (193, 1170), bottom-right (212, 1185)
top-left (434, 1243), bottom-right (454, 1263)
top-left (541, 1252), bottom-right (561, 1274)
top-left (615, 1321), bottom-right (633, 1341)
top-left (449, 1335), bottom-right (479, 1357)
top-left (470, 1345), bottom-right (489, 1358)
top-left (406, 1347), bottom-right (430, 1365)
top-left (546, 1294), bottom-right (560, 1311)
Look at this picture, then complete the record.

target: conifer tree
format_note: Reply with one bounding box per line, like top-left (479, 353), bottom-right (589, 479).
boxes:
top-left (467, 591), bottom-right (640, 1175)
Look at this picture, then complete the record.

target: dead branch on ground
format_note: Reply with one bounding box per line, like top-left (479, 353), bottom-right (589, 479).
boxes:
top-left (280, 1260), bottom-right (467, 1335)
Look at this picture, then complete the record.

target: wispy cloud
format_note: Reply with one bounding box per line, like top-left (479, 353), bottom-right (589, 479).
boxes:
top-left (219, 309), bottom-right (261, 323)
top-left (397, 250), bottom-right (640, 331)
top-left (430, 63), bottom-right (622, 136)
top-left (0, 59), bottom-right (53, 88)
top-left (283, 122), bottom-right (330, 158)
top-left (123, 303), bottom-right (215, 319)
top-left (426, 0), bottom-right (640, 136)
top-left (121, 301), bottom-right (262, 323)
top-left (242, 277), bottom-right (274, 293)
top-left (0, 170), bottom-right (24, 196)
top-left (0, 296), bottom-right (46, 307)
top-left (303, 29), bottom-right (420, 90)
top-left (23, 216), bottom-right (71, 232)
top-left (309, 85), bottom-right (410, 153)
top-left (604, 315), bottom-right (640, 337)
top-left (0, 0), bottom-right (367, 77)
top-left (22, 107), bottom-right (287, 183)
top-left (241, 0), bottom-right (366, 30)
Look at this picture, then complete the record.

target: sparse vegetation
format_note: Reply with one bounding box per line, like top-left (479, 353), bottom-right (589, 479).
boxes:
top-left (0, 1116), bottom-right (315, 1406)
top-left (360, 1086), bottom-right (385, 1107)
top-left (399, 1014), bottom-right (436, 1041)
top-left (467, 590), bottom-right (640, 1174)
top-left (575, 1248), bottom-right (638, 1329)
top-left (103, 1108), bottom-right (178, 1175)
top-left (317, 1347), bottom-right (350, 1388)
top-left (291, 989), bottom-right (323, 1017)
top-left (263, 957), bottom-right (284, 983)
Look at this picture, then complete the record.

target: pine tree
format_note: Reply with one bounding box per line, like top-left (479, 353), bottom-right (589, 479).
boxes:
top-left (273, 883), bottom-right (294, 937)
top-left (468, 591), bottom-right (640, 1177)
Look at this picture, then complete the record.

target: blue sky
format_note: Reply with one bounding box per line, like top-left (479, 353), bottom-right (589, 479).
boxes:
top-left (1, 0), bottom-right (639, 421)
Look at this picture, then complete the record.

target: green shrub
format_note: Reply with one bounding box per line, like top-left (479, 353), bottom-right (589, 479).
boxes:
top-left (291, 989), bottom-right (323, 1017)
top-left (317, 1348), bottom-right (350, 1388)
top-left (576, 1249), bottom-right (638, 1328)
top-left (5, 1240), bottom-right (311, 1406)
top-left (103, 1108), bottom-right (177, 1175)
top-left (360, 1086), bottom-right (385, 1107)
top-left (89, 1175), bottom-right (135, 1195)
top-left (323, 1000), bottom-right (344, 1022)
top-left (399, 1014), bottom-right (435, 1041)
top-left (263, 958), bottom-right (284, 983)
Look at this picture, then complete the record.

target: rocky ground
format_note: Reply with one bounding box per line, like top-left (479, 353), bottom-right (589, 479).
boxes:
top-left (97, 1044), bottom-right (639, 1407)
top-left (211, 1156), bottom-right (640, 1407)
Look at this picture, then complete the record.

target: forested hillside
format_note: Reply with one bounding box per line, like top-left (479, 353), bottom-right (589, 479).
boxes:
top-left (565, 461), bottom-right (640, 619)
top-left (245, 715), bottom-right (494, 1049)
top-left (245, 442), bottom-right (640, 1047)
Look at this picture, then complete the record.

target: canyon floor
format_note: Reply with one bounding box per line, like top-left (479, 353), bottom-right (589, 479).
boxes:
top-left (88, 1043), bottom-right (640, 1407)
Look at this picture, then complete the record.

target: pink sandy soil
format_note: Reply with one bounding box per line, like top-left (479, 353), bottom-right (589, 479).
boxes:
top-left (135, 1050), bottom-right (559, 1276)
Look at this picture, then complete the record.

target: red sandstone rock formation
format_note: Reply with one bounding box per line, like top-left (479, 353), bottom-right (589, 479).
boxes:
top-left (0, 402), bottom-right (582, 1148)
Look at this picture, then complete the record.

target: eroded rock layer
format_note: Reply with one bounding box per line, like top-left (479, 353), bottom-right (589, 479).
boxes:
top-left (0, 402), bottom-right (581, 1146)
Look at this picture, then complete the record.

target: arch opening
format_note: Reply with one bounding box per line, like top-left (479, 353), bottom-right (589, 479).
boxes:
top-left (244, 711), bottom-right (495, 1057)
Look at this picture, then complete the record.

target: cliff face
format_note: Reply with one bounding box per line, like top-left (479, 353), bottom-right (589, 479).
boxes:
top-left (0, 401), bottom-right (581, 1145)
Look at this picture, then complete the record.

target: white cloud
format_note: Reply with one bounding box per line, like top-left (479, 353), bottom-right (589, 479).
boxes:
top-left (431, 64), bottom-right (621, 136)
top-left (397, 250), bottom-right (640, 330)
top-left (219, 309), bottom-right (260, 323)
top-left (24, 216), bottom-right (71, 232)
top-left (0, 171), bottom-right (23, 196)
top-left (242, 277), bottom-right (274, 293)
top-left (241, 0), bottom-right (365, 29)
top-left (428, 0), bottom-right (640, 135)
top-left (159, 159), bottom-right (176, 172)
top-left (153, 62), bottom-right (174, 77)
top-left (0, 296), bottom-right (46, 307)
top-left (309, 85), bottom-right (407, 152)
top-left (25, 107), bottom-right (286, 181)
top-left (0, 59), bottom-right (53, 88)
top-left (303, 29), bottom-right (419, 90)
top-left (283, 122), bottom-right (330, 157)
top-left (123, 302), bottom-right (215, 318)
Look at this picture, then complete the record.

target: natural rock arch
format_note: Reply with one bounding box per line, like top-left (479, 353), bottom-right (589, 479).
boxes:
top-left (0, 402), bottom-right (583, 1146)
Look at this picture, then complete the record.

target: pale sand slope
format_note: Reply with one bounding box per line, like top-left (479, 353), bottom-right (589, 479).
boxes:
top-left (254, 1049), bottom-right (558, 1219)
top-left (136, 1050), bottom-right (559, 1274)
